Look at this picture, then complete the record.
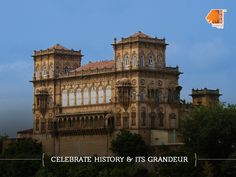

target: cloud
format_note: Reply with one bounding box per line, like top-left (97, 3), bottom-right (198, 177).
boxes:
top-left (0, 61), bottom-right (31, 73)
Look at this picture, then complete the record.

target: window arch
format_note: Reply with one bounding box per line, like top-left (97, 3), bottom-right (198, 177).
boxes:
top-left (116, 56), bottom-right (121, 69)
top-left (83, 87), bottom-right (89, 105)
top-left (140, 91), bottom-right (145, 101)
top-left (64, 65), bottom-right (69, 74)
top-left (55, 66), bottom-right (60, 77)
top-left (132, 55), bottom-right (137, 67)
top-left (150, 112), bottom-right (157, 128)
top-left (140, 55), bottom-right (144, 67)
top-left (116, 113), bottom-right (121, 126)
top-left (49, 65), bottom-right (53, 78)
top-left (36, 67), bottom-right (40, 79)
top-left (35, 119), bottom-right (39, 131)
top-left (132, 89), bottom-right (136, 101)
top-left (76, 89), bottom-right (82, 105)
top-left (131, 110), bottom-right (136, 126)
top-left (62, 90), bottom-right (68, 106)
top-left (91, 87), bottom-right (96, 104)
top-left (141, 108), bottom-right (146, 126)
top-left (159, 112), bottom-right (164, 127)
top-left (124, 55), bottom-right (129, 67)
top-left (169, 113), bottom-right (177, 129)
top-left (43, 66), bottom-right (47, 77)
top-left (105, 85), bottom-right (111, 103)
top-left (69, 90), bottom-right (75, 106)
top-left (98, 86), bottom-right (104, 104)
top-left (157, 52), bottom-right (163, 67)
top-left (148, 55), bottom-right (154, 66)
top-left (48, 119), bottom-right (53, 130)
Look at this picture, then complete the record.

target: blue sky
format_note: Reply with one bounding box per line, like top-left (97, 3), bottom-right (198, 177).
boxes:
top-left (0, 0), bottom-right (235, 136)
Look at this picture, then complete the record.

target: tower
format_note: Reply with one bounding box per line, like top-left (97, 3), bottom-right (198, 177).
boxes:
top-left (113, 31), bottom-right (167, 72)
top-left (32, 44), bottom-right (82, 134)
top-left (112, 31), bottom-right (182, 145)
top-left (190, 88), bottom-right (221, 106)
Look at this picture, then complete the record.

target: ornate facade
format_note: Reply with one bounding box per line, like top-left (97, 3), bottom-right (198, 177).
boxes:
top-left (31, 32), bottom-right (183, 155)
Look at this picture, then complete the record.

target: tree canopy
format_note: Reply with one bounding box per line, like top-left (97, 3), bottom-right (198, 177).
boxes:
top-left (181, 105), bottom-right (236, 159)
top-left (180, 104), bottom-right (236, 177)
top-left (111, 130), bottom-right (148, 158)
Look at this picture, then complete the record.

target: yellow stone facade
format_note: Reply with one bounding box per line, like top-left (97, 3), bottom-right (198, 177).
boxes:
top-left (31, 32), bottom-right (183, 155)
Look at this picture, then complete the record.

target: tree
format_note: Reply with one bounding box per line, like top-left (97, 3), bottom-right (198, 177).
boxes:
top-left (0, 134), bottom-right (8, 153)
top-left (181, 104), bottom-right (236, 176)
top-left (111, 130), bottom-right (148, 158)
top-left (0, 138), bottom-right (42, 177)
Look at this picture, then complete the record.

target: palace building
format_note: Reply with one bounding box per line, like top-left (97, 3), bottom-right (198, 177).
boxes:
top-left (22, 31), bottom-right (219, 155)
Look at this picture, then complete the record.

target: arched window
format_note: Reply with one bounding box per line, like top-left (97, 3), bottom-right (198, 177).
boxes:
top-left (124, 55), bottom-right (129, 67)
top-left (36, 67), bottom-right (40, 79)
top-left (64, 66), bottom-right (69, 74)
top-left (132, 55), bottom-right (137, 67)
top-left (43, 66), bottom-right (47, 77)
top-left (150, 112), bottom-right (157, 128)
top-left (55, 66), bottom-right (60, 77)
top-left (123, 113), bottom-right (129, 129)
top-left (132, 90), bottom-right (136, 101)
top-left (98, 86), bottom-right (104, 104)
top-left (140, 55), bottom-right (144, 67)
top-left (41, 120), bottom-right (46, 132)
top-left (159, 112), bottom-right (164, 127)
top-left (48, 119), bottom-right (53, 130)
top-left (131, 111), bottom-right (136, 126)
top-left (141, 108), bottom-right (146, 126)
top-left (169, 113), bottom-right (177, 129)
top-left (140, 91), bottom-right (145, 101)
top-left (91, 87), bottom-right (96, 104)
top-left (157, 52), bottom-right (163, 67)
top-left (62, 90), bottom-right (68, 106)
top-left (116, 56), bottom-right (121, 69)
top-left (83, 87), bottom-right (89, 105)
top-left (69, 90), bottom-right (75, 106)
top-left (116, 113), bottom-right (121, 126)
top-left (35, 119), bottom-right (39, 131)
top-left (105, 85), bottom-right (111, 103)
top-left (148, 55), bottom-right (154, 66)
top-left (49, 65), bottom-right (53, 78)
top-left (76, 89), bottom-right (82, 105)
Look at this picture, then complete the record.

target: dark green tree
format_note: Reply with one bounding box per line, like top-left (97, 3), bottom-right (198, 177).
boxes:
top-left (182, 105), bottom-right (236, 158)
top-left (111, 130), bottom-right (148, 158)
top-left (0, 138), bottom-right (42, 177)
top-left (181, 104), bottom-right (236, 177)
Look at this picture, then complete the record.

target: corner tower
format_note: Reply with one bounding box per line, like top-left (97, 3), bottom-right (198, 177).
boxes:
top-left (112, 31), bottom-right (167, 71)
top-left (190, 88), bottom-right (221, 106)
top-left (112, 32), bottom-right (182, 146)
top-left (32, 44), bottom-right (82, 135)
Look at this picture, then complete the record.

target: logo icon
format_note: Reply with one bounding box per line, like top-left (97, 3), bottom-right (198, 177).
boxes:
top-left (205, 9), bottom-right (227, 29)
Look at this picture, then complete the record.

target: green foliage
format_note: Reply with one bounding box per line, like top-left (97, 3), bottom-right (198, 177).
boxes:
top-left (181, 104), bottom-right (236, 177)
top-left (182, 105), bottom-right (236, 158)
top-left (0, 138), bottom-right (42, 177)
top-left (221, 151), bottom-right (236, 177)
top-left (111, 130), bottom-right (148, 157)
top-left (0, 134), bottom-right (8, 153)
top-left (3, 138), bottom-right (42, 157)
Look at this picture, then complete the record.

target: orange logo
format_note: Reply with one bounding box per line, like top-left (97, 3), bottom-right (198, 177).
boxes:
top-left (205, 9), bottom-right (227, 29)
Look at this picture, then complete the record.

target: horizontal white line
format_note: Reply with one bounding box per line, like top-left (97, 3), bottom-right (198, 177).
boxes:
top-left (0, 159), bottom-right (41, 161)
top-left (198, 158), bottom-right (236, 161)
